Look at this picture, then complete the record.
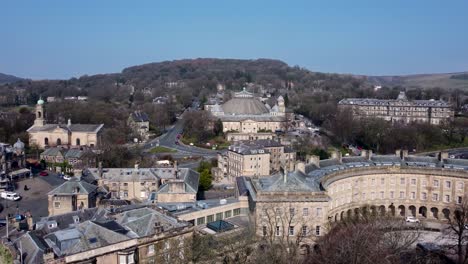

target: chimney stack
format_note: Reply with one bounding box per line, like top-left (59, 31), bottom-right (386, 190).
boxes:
top-left (174, 161), bottom-right (178, 179)
top-left (98, 161), bottom-right (103, 177)
top-left (395, 149), bottom-right (402, 159)
top-left (331, 150), bottom-right (342, 163)
top-left (283, 169), bottom-right (288, 183)
top-left (306, 155), bottom-right (320, 168)
top-left (439, 151), bottom-right (449, 161)
top-left (296, 162), bottom-right (305, 174)
top-left (67, 118), bottom-right (71, 127)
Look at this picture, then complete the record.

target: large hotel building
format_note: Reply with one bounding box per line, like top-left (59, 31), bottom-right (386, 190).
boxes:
top-left (338, 91), bottom-right (454, 125)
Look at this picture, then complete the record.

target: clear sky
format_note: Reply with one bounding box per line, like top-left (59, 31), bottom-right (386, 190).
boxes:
top-left (1, 0), bottom-right (468, 79)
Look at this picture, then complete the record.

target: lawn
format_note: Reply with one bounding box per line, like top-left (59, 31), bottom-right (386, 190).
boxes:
top-left (149, 146), bottom-right (177, 154)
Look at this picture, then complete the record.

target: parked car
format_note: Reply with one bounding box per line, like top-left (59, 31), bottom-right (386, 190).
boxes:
top-left (405, 216), bottom-right (420, 223)
top-left (0, 191), bottom-right (21, 201)
top-left (63, 175), bottom-right (72, 181)
top-left (39, 171), bottom-right (48, 176)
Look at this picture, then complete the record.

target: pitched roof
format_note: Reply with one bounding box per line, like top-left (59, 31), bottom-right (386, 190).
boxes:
top-left (254, 171), bottom-right (321, 193)
top-left (130, 111), bottom-right (149, 122)
top-left (28, 123), bottom-right (103, 133)
top-left (48, 179), bottom-right (98, 195)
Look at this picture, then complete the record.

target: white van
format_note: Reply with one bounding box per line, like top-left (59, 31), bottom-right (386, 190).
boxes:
top-left (0, 191), bottom-right (21, 201)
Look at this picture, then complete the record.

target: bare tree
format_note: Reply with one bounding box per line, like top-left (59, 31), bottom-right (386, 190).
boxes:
top-left (446, 195), bottom-right (468, 264)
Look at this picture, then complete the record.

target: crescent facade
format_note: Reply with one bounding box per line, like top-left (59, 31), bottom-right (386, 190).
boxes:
top-left (239, 150), bottom-right (468, 242)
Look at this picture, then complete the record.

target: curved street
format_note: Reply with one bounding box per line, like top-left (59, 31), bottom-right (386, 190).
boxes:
top-left (143, 115), bottom-right (219, 158)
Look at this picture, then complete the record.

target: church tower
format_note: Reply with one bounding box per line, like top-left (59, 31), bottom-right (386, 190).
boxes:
top-left (277, 96), bottom-right (286, 113)
top-left (34, 98), bottom-right (46, 127)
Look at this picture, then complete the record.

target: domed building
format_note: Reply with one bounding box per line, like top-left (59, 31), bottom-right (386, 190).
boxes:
top-left (209, 88), bottom-right (288, 141)
top-left (27, 99), bottom-right (104, 149)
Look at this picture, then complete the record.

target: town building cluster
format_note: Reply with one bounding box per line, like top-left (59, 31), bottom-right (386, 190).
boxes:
top-left (1, 87), bottom-right (465, 263)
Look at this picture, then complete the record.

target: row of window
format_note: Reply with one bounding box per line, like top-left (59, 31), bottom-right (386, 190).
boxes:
top-left (334, 191), bottom-right (463, 207)
top-left (195, 208), bottom-right (241, 225)
top-left (264, 207), bottom-right (323, 217)
top-left (332, 178), bottom-right (464, 194)
top-left (262, 225), bottom-right (321, 237)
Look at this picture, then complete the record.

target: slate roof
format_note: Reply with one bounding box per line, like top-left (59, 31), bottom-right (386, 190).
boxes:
top-left (254, 171), bottom-right (321, 193)
top-left (44, 220), bottom-right (131, 257)
top-left (130, 111), bottom-right (149, 122)
top-left (157, 169), bottom-right (200, 194)
top-left (36, 208), bottom-right (102, 232)
top-left (41, 147), bottom-right (86, 159)
top-left (48, 179), bottom-right (98, 195)
top-left (115, 207), bottom-right (187, 237)
top-left (28, 123), bottom-right (103, 133)
top-left (15, 232), bottom-right (47, 264)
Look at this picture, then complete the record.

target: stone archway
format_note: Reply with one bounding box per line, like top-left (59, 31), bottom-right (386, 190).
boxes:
top-left (341, 211), bottom-right (345, 220)
top-left (419, 206), bottom-right (427, 218)
top-left (335, 213), bottom-right (339, 222)
top-left (389, 204), bottom-right (396, 216)
top-left (442, 208), bottom-right (450, 220)
top-left (44, 137), bottom-right (49, 146)
top-left (379, 205), bottom-right (386, 216)
top-left (430, 207), bottom-right (439, 219)
top-left (398, 205), bottom-right (405, 217)
top-left (370, 205), bottom-right (377, 216)
top-left (354, 208), bottom-right (360, 219)
top-left (409, 205), bottom-right (416, 217)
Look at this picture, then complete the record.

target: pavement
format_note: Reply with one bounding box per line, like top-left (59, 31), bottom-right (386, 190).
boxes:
top-left (0, 172), bottom-right (65, 222)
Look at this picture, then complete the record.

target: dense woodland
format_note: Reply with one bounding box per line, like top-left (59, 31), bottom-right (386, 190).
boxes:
top-left (0, 58), bottom-right (467, 156)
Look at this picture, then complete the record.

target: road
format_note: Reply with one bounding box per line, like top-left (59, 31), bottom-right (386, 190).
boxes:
top-left (143, 111), bottom-right (219, 158)
top-left (416, 147), bottom-right (468, 159)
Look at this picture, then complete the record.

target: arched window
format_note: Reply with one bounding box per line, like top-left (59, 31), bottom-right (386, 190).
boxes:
top-left (56, 138), bottom-right (61, 146)
top-left (44, 137), bottom-right (49, 146)
top-left (76, 138), bottom-right (80, 146)
top-left (37, 111), bottom-right (42, 118)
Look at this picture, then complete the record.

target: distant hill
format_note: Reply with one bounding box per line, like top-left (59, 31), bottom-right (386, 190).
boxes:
top-left (368, 72), bottom-right (468, 90)
top-left (0, 72), bottom-right (23, 84)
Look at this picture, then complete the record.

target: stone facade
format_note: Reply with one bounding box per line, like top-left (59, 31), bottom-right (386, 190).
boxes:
top-left (47, 179), bottom-right (100, 216)
top-left (28, 99), bottom-right (103, 149)
top-left (213, 140), bottom-right (296, 182)
top-left (87, 164), bottom-right (199, 203)
top-left (338, 91), bottom-right (454, 125)
top-left (207, 88), bottom-right (288, 141)
top-left (242, 150), bottom-right (468, 243)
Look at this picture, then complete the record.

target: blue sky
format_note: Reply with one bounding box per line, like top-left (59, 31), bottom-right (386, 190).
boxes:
top-left (1, 0), bottom-right (467, 79)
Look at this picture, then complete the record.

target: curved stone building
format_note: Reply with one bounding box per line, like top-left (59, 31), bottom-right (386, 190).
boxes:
top-left (240, 150), bottom-right (468, 242)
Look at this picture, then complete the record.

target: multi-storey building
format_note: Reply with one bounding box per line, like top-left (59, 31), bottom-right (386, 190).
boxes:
top-left (15, 205), bottom-right (193, 264)
top-left (338, 91), bottom-right (454, 125)
top-left (87, 163), bottom-right (199, 203)
top-left (47, 178), bottom-right (102, 216)
top-left (240, 149), bottom-right (468, 244)
top-left (213, 140), bottom-right (296, 182)
top-left (207, 88), bottom-right (289, 141)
